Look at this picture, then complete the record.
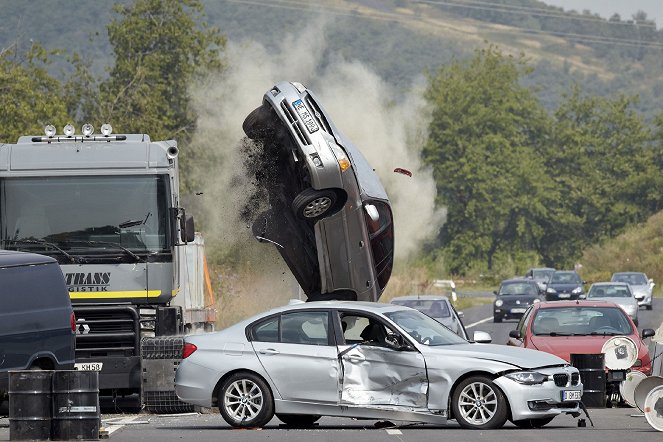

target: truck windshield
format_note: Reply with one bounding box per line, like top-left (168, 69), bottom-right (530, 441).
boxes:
top-left (0, 175), bottom-right (171, 262)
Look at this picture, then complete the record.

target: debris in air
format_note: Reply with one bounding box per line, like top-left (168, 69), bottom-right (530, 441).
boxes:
top-left (394, 167), bottom-right (412, 177)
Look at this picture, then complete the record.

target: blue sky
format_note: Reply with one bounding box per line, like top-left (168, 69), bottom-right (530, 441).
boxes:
top-left (542, 0), bottom-right (662, 27)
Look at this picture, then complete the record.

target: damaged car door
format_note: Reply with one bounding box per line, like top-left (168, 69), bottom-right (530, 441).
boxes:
top-left (337, 311), bottom-right (428, 408)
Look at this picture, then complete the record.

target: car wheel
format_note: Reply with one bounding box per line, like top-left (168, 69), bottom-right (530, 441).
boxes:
top-left (512, 417), bottom-right (554, 428)
top-left (242, 104), bottom-right (276, 140)
top-left (452, 375), bottom-right (508, 430)
top-left (493, 316), bottom-right (502, 323)
top-left (218, 372), bottom-right (274, 428)
top-left (646, 304), bottom-right (653, 311)
top-left (292, 188), bottom-right (340, 220)
top-left (276, 414), bottom-right (321, 427)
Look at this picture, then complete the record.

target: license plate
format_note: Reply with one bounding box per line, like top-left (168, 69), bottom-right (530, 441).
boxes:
top-left (562, 390), bottom-right (582, 401)
top-left (511, 308), bottom-right (526, 313)
top-left (74, 362), bottom-right (103, 371)
top-left (292, 99), bottom-right (319, 134)
top-left (558, 293), bottom-right (571, 299)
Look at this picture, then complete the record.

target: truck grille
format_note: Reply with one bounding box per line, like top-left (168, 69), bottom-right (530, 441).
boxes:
top-left (73, 305), bottom-right (140, 357)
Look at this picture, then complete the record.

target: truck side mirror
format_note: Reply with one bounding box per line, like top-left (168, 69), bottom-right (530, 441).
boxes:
top-left (180, 214), bottom-right (195, 243)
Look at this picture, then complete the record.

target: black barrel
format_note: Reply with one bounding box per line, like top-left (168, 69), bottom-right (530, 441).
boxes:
top-left (571, 353), bottom-right (606, 408)
top-left (8, 370), bottom-right (54, 440)
top-left (51, 371), bottom-right (100, 440)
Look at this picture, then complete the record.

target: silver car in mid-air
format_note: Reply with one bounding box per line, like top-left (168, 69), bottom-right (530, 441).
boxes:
top-left (175, 301), bottom-right (582, 430)
top-left (586, 282), bottom-right (639, 325)
top-left (243, 81), bottom-right (393, 302)
top-left (610, 272), bottom-right (654, 310)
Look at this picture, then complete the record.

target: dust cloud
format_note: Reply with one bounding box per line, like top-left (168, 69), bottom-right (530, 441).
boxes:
top-left (188, 20), bottom-right (444, 313)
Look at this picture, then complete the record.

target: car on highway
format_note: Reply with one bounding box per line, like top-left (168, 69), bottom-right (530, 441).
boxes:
top-left (545, 271), bottom-right (585, 301)
top-left (525, 267), bottom-right (555, 295)
top-left (586, 282), bottom-right (639, 325)
top-left (506, 300), bottom-right (654, 377)
top-left (611, 272), bottom-right (654, 310)
top-left (175, 301), bottom-right (583, 430)
top-left (244, 81), bottom-right (393, 302)
top-left (390, 295), bottom-right (468, 339)
top-left (493, 278), bottom-right (541, 323)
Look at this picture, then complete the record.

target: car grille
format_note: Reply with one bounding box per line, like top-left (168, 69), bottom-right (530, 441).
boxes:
top-left (553, 373), bottom-right (581, 387)
top-left (280, 100), bottom-right (310, 145)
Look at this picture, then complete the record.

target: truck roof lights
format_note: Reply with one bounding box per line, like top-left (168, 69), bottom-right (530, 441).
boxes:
top-left (82, 123), bottom-right (94, 137)
top-left (63, 124), bottom-right (75, 137)
top-left (44, 125), bottom-right (56, 137)
top-left (100, 123), bottom-right (113, 136)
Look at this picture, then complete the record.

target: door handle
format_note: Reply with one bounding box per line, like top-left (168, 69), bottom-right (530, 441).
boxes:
top-left (258, 348), bottom-right (280, 355)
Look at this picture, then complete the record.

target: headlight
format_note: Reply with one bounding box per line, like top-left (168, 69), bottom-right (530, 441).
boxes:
top-left (572, 287), bottom-right (582, 294)
top-left (546, 287), bottom-right (556, 294)
top-left (533, 298), bottom-right (541, 303)
top-left (505, 371), bottom-right (548, 385)
top-left (495, 300), bottom-right (503, 307)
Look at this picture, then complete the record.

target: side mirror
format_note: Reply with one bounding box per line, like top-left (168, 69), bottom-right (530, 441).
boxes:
top-left (642, 328), bottom-right (656, 339)
top-left (180, 214), bottom-right (195, 243)
top-left (493, 290), bottom-right (498, 296)
top-left (473, 331), bottom-right (492, 344)
top-left (509, 330), bottom-right (522, 339)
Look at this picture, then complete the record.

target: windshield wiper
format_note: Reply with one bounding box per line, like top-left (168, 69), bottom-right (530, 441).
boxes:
top-left (67, 239), bottom-right (144, 262)
top-left (7, 238), bottom-right (81, 264)
top-left (589, 331), bottom-right (621, 336)
top-left (535, 332), bottom-right (573, 336)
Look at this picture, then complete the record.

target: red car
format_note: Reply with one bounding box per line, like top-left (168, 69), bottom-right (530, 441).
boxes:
top-left (507, 300), bottom-right (655, 375)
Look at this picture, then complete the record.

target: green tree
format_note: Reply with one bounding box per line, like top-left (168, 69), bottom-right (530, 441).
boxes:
top-left (422, 46), bottom-right (552, 274)
top-left (0, 43), bottom-right (70, 142)
top-left (99, 0), bottom-right (225, 143)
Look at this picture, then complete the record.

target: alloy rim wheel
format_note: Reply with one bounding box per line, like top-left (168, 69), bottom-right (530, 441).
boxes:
top-left (457, 381), bottom-right (498, 425)
top-left (303, 196), bottom-right (332, 218)
top-left (224, 379), bottom-right (264, 422)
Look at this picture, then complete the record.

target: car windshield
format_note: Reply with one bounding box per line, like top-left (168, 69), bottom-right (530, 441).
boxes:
top-left (532, 269), bottom-right (553, 281)
top-left (499, 282), bottom-right (538, 296)
top-left (550, 272), bottom-right (581, 284)
top-left (531, 306), bottom-right (633, 336)
top-left (588, 285), bottom-right (632, 298)
top-left (384, 309), bottom-right (467, 346)
top-left (612, 273), bottom-right (647, 285)
top-left (391, 299), bottom-right (451, 318)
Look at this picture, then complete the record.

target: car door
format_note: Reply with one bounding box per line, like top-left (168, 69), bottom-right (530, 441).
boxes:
top-left (336, 311), bottom-right (428, 408)
top-left (250, 310), bottom-right (340, 404)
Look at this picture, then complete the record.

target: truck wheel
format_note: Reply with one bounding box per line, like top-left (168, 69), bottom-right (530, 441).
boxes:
top-left (219, 372), bottom-right (274, 428)
top-left (276, 414), bottom-right (320, 427)
top-left (292, 188), bottom-right (342, 220)
top-left (451, 375), bottom-right (508, 429)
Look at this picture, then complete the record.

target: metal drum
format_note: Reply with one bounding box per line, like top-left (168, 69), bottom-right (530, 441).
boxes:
top-left (634, 375), bottom-right (663, 412)
top-left (51, 371), bottom-right (100, 440)
top-left (570, 353), bottom-right (606, 408)
top-left (8, 370), bottom-right (54, 440)
top-left (620, 371), bottom-right (647, 407)
top-left (643, 385), bottom-right (663, 432)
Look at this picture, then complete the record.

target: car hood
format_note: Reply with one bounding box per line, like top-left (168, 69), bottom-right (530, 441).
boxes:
top-left (529, 334), bottom-right (643, 362)
top-left (434, 343), bottom-right (567, 369)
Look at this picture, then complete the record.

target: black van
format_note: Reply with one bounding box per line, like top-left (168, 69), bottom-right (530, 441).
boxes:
top-left (0, 251), bottom-right (76, 398)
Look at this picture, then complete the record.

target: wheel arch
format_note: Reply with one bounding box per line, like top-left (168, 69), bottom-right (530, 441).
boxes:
top-left (211, 369), bottom-right (276, 407)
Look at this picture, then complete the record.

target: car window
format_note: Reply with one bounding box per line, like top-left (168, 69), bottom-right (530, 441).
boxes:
top-left (588, 285), bottom-right (631, 298)
top-left (281, 311), bottom-right (330, 345)
top-left (251, 316), bottom-right (279, 342)
top-left (363, 201), bottom-right (394, 290)
top-left (612, 273), bottom-right (647, 285)
top-left (390, 299), bottom-right (451, 318)
top-left (550, 272), bottom-right (581, 284)
top-left (531, 307), bottom-right (633, 335)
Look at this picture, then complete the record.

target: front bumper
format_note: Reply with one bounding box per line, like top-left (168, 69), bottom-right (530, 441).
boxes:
top-left (494, 367), bottom-right (582, 421)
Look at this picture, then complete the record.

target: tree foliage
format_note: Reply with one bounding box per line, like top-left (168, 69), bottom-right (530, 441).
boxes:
top-left (99, 0), bottom-right (225, 142)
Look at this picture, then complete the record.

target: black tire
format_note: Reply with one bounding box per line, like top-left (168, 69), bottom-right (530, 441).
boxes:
top-left (276, 414), bottom-right (321, 427)
top-left (512, 417), bottom-right (554, 428)
top-left (242, 104), bottom-right (276, 140)
top-left (451, 375), bottom-right (509, 429)
top-left (493, 316), bottom-right (502, 323)
top-left (218, 372), bottom-right (274, 428)
top-left (646, 304), bottom-right (653, 311)
top-left (292, 188), bottom-right (340, 220)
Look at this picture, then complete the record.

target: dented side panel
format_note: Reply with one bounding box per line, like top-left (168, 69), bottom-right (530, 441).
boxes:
top-left (339, 345), bottom-right (428, 407)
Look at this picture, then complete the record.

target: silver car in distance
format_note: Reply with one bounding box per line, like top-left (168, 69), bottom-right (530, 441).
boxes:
top-left (243, 81), bottom-right (393, 302)
top-left (175, 302), bottom-right (582, 430)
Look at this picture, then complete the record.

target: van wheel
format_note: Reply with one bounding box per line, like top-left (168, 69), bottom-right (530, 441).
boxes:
top-left (292, 188), bottom-right (340, 220)
top-left (219, 372), bottom-right (274, 428)
top-left (451, 375), bottom-right (508, 429)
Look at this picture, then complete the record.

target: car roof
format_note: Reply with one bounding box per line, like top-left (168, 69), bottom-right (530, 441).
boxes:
top-left (535, 300), bottom-right (620, 309)
top-left (528, 267), bottom-right (555, 271)
top-left (390, 295), bottom-right (450, 301)
top-left (590, 281), bottom-right (628, 286)
top-left (257, 300), bottom-right (408, 317)
top-left (612, 271), bottom-right (646, 276)
top-left (501, 278), bottom-right (537, 284)
top-left (0, 250), bottom-right (56, 267)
